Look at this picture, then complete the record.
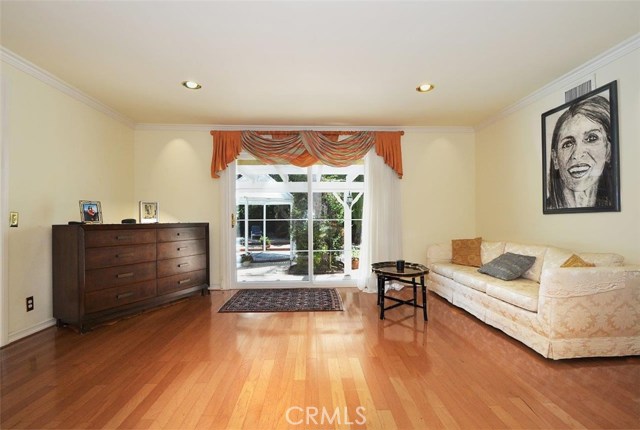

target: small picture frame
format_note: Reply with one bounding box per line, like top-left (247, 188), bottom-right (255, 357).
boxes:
top-left (79, 200), bottom-right (102, 224)
top-left (139, 201), bottom-right (159, 224)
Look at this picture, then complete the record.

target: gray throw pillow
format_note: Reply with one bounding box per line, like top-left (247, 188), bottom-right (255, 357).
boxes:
top-left (478, 252), bottom-right (536, 281)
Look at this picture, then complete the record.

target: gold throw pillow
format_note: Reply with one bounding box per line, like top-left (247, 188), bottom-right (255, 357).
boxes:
top-left (561, 254), bottom-right (596, 267)
top-left (451, 237), bottom-right (482, 267)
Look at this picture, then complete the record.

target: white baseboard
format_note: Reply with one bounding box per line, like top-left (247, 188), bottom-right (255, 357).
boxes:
top-left (6, 318), bottom-right (57, 345)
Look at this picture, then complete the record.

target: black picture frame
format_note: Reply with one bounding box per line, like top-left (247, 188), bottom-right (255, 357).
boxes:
top-left (541, 80), bottom-right (620, 214)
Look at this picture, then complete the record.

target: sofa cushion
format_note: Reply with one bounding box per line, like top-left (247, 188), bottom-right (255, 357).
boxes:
top-left (478, 252), bottom-right (537, 281)
top-left (505, 243), bottom-right (548, 282)
top-left (426, 242), bottom-right (453, 269)
top-left (430, 262), bottom-right (460, 279)
top-left (486, 279), bottom-right (540, 312)
top-left (451, 237), bottom-right (482, 267)
top-left (431, 263), bottom-right (490, 292)
top-left (452, 269), bottom-right (490, 293)
top-left (562, 254), bottom-right (596, 267)
top-left (481, 241), bottom-right (505, 265)
top-left (541, 246), bottom-right (575, 273)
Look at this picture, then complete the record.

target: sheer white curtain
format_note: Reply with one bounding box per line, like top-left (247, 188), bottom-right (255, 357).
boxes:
top-left (357, 148), bottom-right (403, 292)
top-left (219, 163), bottom-right (237, 290)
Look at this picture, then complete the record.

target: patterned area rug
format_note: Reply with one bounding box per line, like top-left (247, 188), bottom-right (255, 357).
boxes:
top-left (218, 288), bottom-right (343, 313)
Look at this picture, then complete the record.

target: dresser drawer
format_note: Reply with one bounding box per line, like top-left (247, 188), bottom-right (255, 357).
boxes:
top-left (85, 244), bottom-right (156, 270)
top-left (85, 262), bottom-right (157, 292)
top-left (85, 229), bottom-right (156, 248)
top-left (157, 270), bottom-right (207, 295)
top-left (157, 239), bottom-right (205, 260)
top-left (157, 227), bottom-right (205, 243)
top-left (85, 280), bottom-right (157, 313)
top-left (157, 254), bottom-right (207, 278)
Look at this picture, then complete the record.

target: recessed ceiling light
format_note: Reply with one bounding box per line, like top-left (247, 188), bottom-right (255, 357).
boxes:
top-left (416, 83), bottom-right (434, 93)
top-left (182, 81), bottom-right (202, 90)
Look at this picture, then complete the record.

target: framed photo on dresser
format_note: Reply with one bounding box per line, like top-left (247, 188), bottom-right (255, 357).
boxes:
top-left (79, 200), bottom-right (102, 224)
top-left (139, 201), bottom-right (159, 223)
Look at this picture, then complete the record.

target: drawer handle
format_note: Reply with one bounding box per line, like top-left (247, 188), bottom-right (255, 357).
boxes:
top-left (178, 263), bottom-right (190, 268)
top-left (116, 292), bottom-right (134, 299)
top-left (116, 235), bottom-right (131, 240)
top-left (116, 253), bottom-right (134, 258)
top-left (178, 278), bottom-right (191, 285)
top-left (177, 247), bottom-right (188, 251)
top-left (117, 272), bottom-right (134, 279)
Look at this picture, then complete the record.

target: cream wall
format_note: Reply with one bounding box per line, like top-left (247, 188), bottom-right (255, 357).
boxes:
top-left (401, 129), bottom-right (477, 263)
top-left (3, 63), bottom-right (134, 342)
top-left (133, 129), bottom-right (221, 287)
top-left (476, 47), bottom-right (640, 264)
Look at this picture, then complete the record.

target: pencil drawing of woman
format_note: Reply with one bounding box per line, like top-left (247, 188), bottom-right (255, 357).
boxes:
top-left (547, 95), bottom-right (615, 210)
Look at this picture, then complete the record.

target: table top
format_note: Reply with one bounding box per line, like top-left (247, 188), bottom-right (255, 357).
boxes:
top-left (372, 261), bottom-right (429, 277)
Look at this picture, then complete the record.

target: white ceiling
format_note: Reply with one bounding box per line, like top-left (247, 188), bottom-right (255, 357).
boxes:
top-left (1, 1), bottom-right (639, 128)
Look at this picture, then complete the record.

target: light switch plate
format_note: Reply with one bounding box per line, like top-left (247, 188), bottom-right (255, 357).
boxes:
top-left (10, 212), bottom-right (19, 227)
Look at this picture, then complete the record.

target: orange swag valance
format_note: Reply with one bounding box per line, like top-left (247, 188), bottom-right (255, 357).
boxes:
top-left (210, 130), bottom-right (404, 178)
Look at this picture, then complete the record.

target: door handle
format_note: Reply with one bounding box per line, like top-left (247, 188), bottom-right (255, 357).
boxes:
top-left (231, 213), bottom-right (236, 228)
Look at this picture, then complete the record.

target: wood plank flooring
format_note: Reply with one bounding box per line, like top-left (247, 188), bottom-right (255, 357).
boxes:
top-left (1, 288), bottom-right (639, 429)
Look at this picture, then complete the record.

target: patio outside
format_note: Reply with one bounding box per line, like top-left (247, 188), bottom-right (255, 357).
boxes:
top-left (236, 160), bottom-right (364, 283)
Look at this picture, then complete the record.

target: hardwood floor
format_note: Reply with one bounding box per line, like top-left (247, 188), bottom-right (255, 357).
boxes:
top-left (1, 288), bottom-right (639, 429)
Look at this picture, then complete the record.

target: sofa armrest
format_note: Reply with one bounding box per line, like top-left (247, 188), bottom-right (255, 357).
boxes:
top-left (538, 266), bottom-right (640, 339)
top-left (426, 242), bottom-right (452, 269)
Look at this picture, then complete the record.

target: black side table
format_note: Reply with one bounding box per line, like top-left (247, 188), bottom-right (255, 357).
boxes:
top-left (372, 261), bottom-right (429, 321)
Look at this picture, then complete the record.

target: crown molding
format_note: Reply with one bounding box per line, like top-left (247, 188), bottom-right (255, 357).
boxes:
top-left (135, 123), bottom-right (406, 132)
top-left (135, 123), bottom-right (474, 134)
top-left (476, 32), bottom-right (640, 131)
top-left (401, 126), bottom-right (475, 134)
top-left (0, 46), bottom-right (135, 129)
top-left (135, 123), bottom-right (218, 132)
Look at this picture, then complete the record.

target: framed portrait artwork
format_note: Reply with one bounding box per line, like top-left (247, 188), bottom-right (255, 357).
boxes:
top-left (79, 200), bottom-right (102, 224)
top-left (139, 201), bottom-right (159, 223)
top-left (541, 80), bottom-right (620, 214)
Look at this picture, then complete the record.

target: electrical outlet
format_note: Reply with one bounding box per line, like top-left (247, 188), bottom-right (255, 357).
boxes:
top-left (26, 296), bottom-right (34, 312)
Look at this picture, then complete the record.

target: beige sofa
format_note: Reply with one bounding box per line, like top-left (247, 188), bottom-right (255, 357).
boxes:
top-left (426, 241), bottom-right (640, 359)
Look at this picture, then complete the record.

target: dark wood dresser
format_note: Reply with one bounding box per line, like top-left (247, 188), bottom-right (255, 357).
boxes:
top-left (53, 223), bottom-right (209, 332)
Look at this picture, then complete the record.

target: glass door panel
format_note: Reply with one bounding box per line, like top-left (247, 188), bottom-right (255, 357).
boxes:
top-left (236, 160), bottom-right (308, 283)
top-left (234, 154), bottom-right (364, 285)
top-left (312, 191), bottom-right (345, 280)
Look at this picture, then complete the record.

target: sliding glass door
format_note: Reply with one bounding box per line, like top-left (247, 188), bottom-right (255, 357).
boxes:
top-left (233, 153), bottom-right (364, 286)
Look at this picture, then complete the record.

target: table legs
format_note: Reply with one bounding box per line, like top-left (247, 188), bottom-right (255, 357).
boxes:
top-left (421, 274), bottom-right (428, 321)
top-left (379, 274), bottom-right (386, 320)
top-left (376, 273), bottom-right (427, 321)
